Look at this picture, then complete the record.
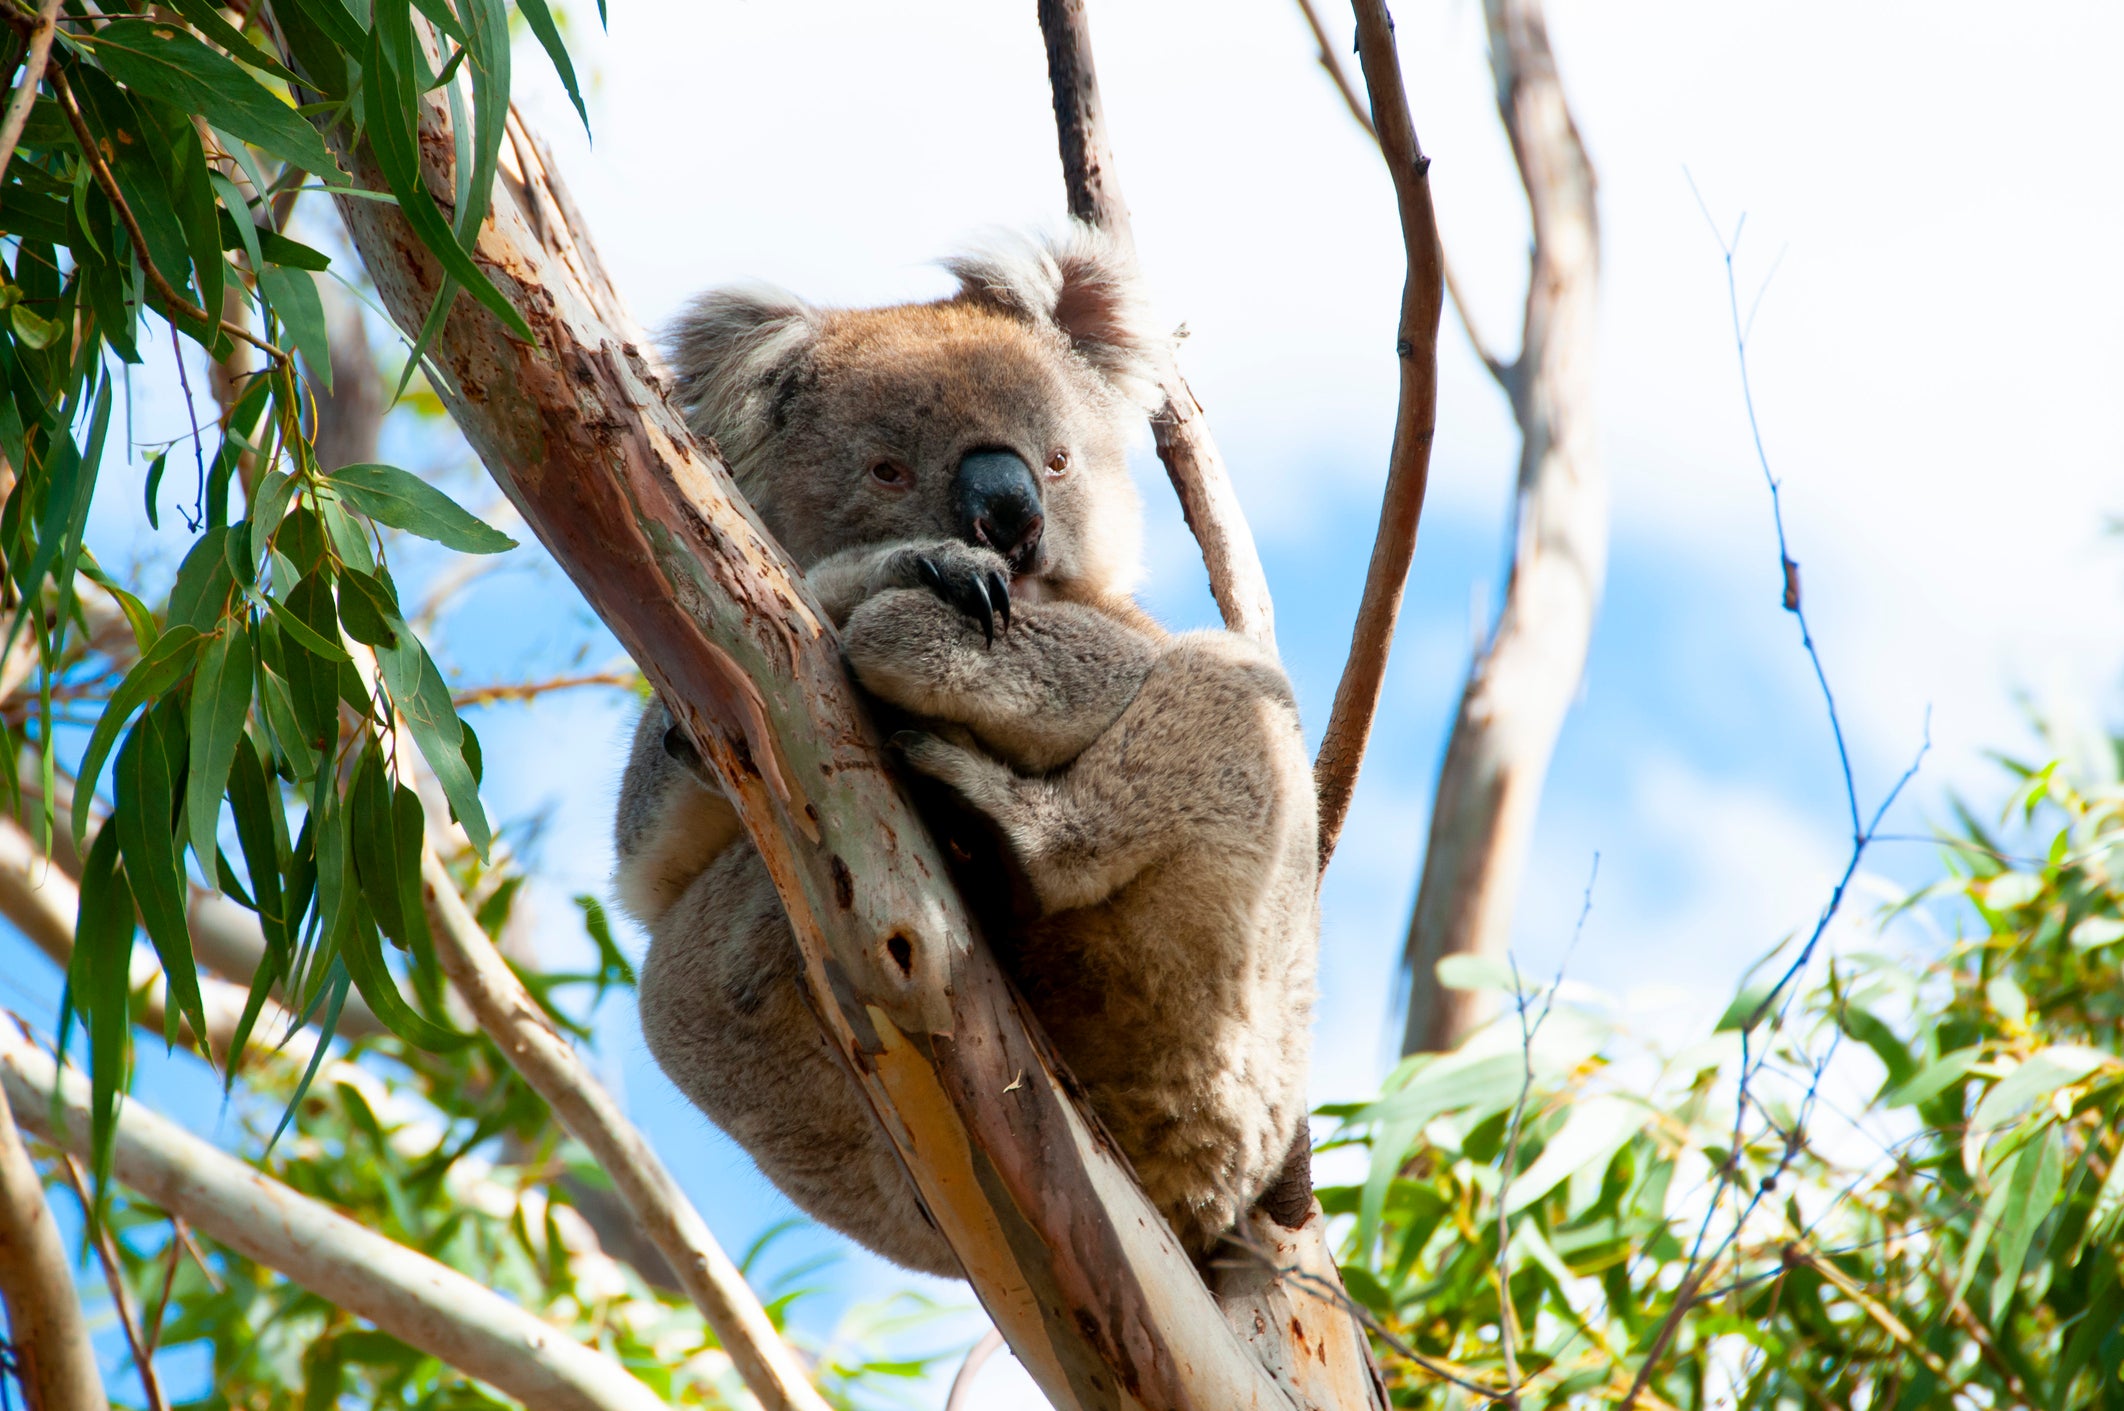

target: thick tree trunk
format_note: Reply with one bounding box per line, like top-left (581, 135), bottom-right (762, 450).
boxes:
top-left (1402, 0), bottom-right (1602, 1056)
top-left (294, 34), bottom-right (1343, 1402)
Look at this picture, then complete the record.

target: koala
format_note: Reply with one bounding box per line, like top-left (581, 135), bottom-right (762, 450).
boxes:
top-left (614, 226), bottom-right (1319, 1278)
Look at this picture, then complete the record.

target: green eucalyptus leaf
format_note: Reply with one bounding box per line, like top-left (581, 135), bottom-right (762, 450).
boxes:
top-left (360, 17), bottom-right (532, 339)
top-left (376, 631), bottom-right (489, 858)
top-left (114, 704), bottom-right (210, 1054)
top-left (515, 0), bottom-right (588, 134)
top-left (73, 626), bottom-right (206, 850)
top-left (71, 824), bottom-right (137, 1204)
top-left (329, 463), bottom-right (516, 554)
top-left (161, 0), bottom-right (310, 85)
top-left (335, 568), bottom-right (398, 647)
top-left (187, 627), bottom-right (256, 889)
top-left (258, 265), bottom-right (331, 390)
top-left (1989, 1122), bottom-right (2064, 1321)
top-left (89, 20), bottom-right (342, 180)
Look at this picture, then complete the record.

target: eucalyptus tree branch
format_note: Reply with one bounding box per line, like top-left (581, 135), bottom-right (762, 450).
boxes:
top-left (416, 844), bottom-right (831, 1411)
top-left (1401, 0), bottom-right (1602, 1054)
top-left (0, 1021), bottom-right (667, 1411)
top-left (1291, 0), bottom-right (1511, 385)
top-left (1310, 0), bottom-right (1446, 870)
top-left (0, 1068), bottom-right (106, 1411)
top-left (0, 0), bottom-right (60, 186)
top-left (1035, 0), bottom-right (1278, 650)
top-left (296, 36), bottom-right (1298, 1400)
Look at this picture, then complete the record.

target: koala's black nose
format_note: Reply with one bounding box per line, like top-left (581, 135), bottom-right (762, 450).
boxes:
top-left (952, 449), bottom-right (1045, 569)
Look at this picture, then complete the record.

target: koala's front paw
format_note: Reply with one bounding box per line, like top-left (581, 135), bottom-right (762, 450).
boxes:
top-left (891, 542), bottom-right (1011, 645)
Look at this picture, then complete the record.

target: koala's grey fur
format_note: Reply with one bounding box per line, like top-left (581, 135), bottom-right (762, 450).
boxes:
top-left (614, 226), bottom-right (1319, 1278)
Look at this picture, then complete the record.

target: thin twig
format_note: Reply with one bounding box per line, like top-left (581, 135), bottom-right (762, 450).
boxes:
top-left (451, 670), bottom-right (635, 710)
top-left (0, 0), bottom-right (61, 187)
top-left (1291, 0), bottom-right (1511, 384)
top-left (1614, 196), bottom-right (1934, 1411)
top-left (1490, 854), bottom-right (1596, 1407)
top-left (49, 69), bottom-right (288, 363)
top-left (1310, 0), bottom-right (1446, 870)
top-left (58, 1154), bottom-right (171, 1411)
top-left (943, 1328), bottom-right (1005, 1411)
top-left (1035, 0), bottom-right (1279, 649)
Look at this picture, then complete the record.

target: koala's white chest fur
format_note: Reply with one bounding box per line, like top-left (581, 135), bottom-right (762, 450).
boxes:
top-left (613, 227), bottom-right (1319, 1276)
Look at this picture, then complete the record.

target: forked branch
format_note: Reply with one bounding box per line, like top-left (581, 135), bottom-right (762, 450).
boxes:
top-left (1036, 0), bottom-right (1279, 651)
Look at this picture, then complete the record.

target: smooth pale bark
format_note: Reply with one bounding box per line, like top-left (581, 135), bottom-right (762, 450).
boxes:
top-left (418, 847), bottom-right (829, 1411)
top-left (1036, 0), bottom-right (1277, 651)
top-left (0, 1064), bottom-right (107, 1411)
top-left (0, 1025), bottom-right (664, 1411)
top-left (1402, 0), bottom-right (1603, 1055)
top-left (295, 27), bottom-right (1299, 1396)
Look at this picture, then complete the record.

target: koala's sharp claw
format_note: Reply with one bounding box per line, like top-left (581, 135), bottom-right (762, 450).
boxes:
top-left (985, 571), bottom-right (1012, 634)
top-left (915, 557), bottom-right (945, 593)
top-left (973, 585), bottom-right (995, 645)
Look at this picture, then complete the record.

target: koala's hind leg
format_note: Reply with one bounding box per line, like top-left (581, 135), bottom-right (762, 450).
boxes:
top-left (844, 588), bottom-right (1158, 774)
top-left (614, 704), bottom-right (744, 927)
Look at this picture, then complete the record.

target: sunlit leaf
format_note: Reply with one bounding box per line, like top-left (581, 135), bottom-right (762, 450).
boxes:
top-left (329, 463), bottom-right (517, 554)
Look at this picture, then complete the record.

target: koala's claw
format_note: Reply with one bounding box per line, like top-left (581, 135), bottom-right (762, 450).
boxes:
top-left (914, 554), bottom-right (1012, 645)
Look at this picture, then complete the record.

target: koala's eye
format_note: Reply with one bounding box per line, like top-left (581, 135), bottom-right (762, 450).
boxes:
top-left (1045, 449), bottom-right (1070, 478)
top-left (868, 460), bottom-right (913, 488)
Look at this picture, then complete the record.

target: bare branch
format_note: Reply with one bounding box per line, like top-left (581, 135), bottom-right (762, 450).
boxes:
top-left (0, 0), bottom-right (61, 186)
top-left (0, 1066), bottom-right (106, 1411)
top-left (0, 1020), bottom-right (668, 1411)
top-left (1310, 0), bottom-right (1446, 869)
top-left (1036, 0), bottom-right (1278, 650)
top-left (943, 1328), bottom-right (1005, 1411)
top-left (1292, 0), bottom-right (1511, 384)
top-left (310, 66), bottom-right (1297, 1404)
top-left (451, 670), bottom-right (635, 710)
top-left (417, 844), bottom-right (830, 1411)
top-left (1401, 0), bottom-right (1603, 1054)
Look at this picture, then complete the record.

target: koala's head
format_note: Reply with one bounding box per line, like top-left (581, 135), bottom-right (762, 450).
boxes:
top-left (663, 224), bottom-right (1162, 600)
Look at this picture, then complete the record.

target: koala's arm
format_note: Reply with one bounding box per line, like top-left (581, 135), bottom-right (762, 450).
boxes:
top-left (613, 704), bottom-right (744, 927)
top-left (842, 581), bottom-right (1158, 775)
top-left (892, 633), bottom-right (1308, 917)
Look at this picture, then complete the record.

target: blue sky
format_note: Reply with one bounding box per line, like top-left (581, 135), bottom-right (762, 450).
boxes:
top-left (9, 2), bottom-right (2122, 1406)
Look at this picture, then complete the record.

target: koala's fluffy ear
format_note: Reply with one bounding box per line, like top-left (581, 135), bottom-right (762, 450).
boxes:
top-left (946, 224), bottom-right (1165, 411)
top-left (663, 285), bottom-right (819, 468)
